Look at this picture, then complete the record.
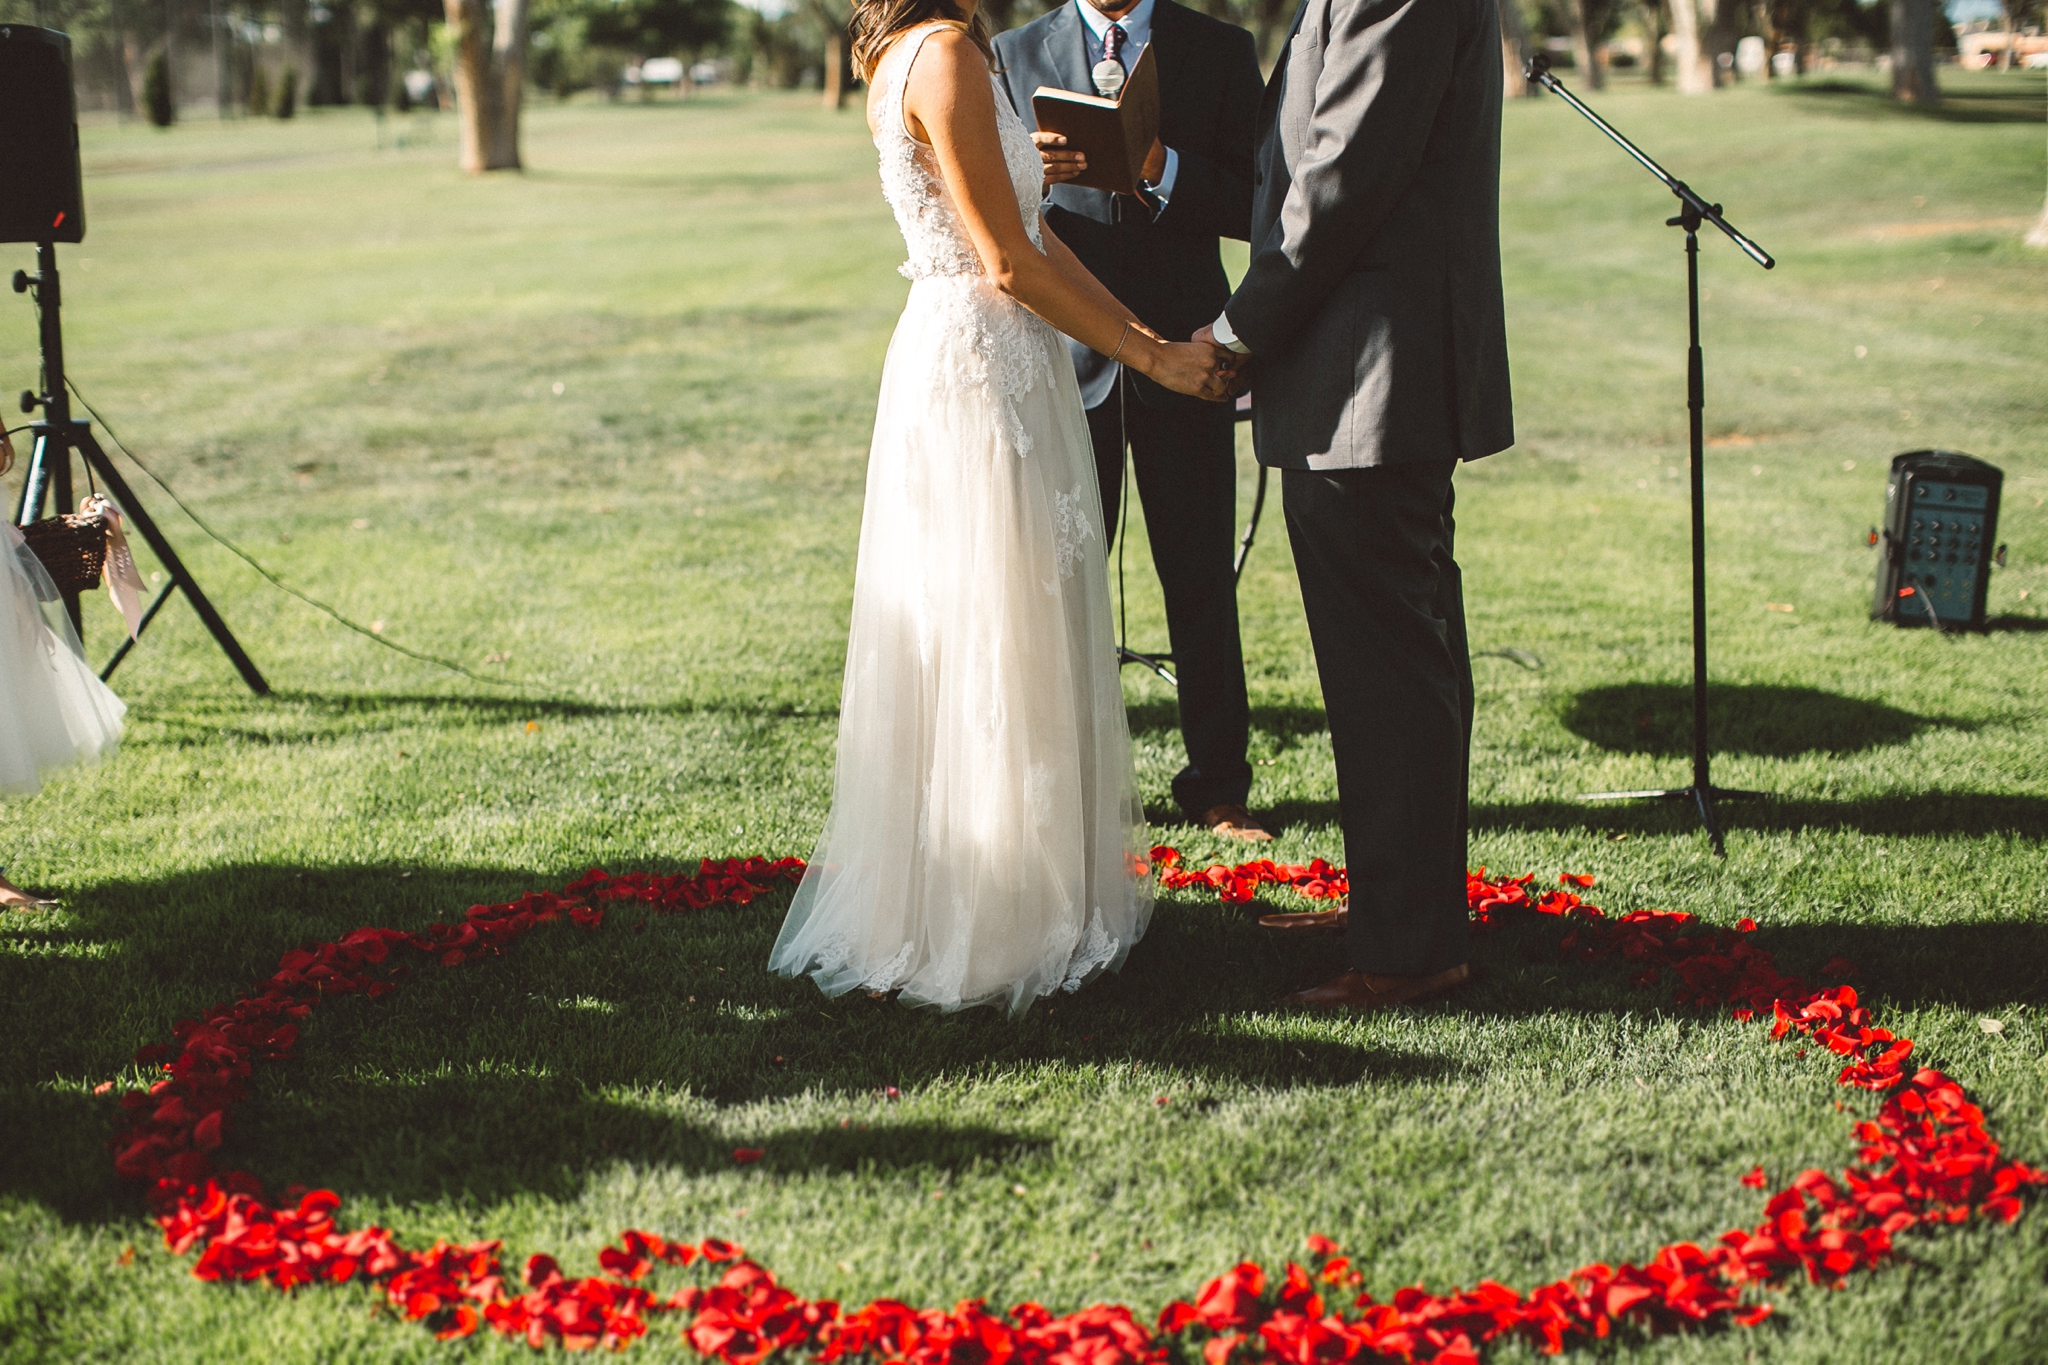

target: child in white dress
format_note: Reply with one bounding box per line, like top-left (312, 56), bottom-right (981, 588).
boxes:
top-left (0, 508), bottom-right (126, 907)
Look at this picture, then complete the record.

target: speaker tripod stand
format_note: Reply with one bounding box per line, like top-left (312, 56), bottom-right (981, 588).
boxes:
top-left (13, 241), bottom-right (268, 694)
top-left (1525, 54), bottom-right (1773, 857)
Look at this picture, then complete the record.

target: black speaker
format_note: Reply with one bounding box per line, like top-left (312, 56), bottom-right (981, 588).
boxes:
top-left (1872, 449), bottom-right (2002, 631)
top-left (0, 25), bottom-right (87, 245)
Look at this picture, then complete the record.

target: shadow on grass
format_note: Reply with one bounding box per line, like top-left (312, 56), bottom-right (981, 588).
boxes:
top-left (1987, 613), bottom-right (2048, 633)
top-left (137, 689), bottom-right (842, 746)
top-left (240, 1072), bottom-right (1057, 1207)
top-left (8, 848), bottom-right (2044, 1226)
top-left (1560, 682), bottom-right (1959, 757)
top-left (1128, 699), bottom-right (1329, 744)
top-left (1778, 78), bottom-right (2047, 124)
top-left (1247, 790), bottom-right (2048, 842)
top-left (2, 861), bottom-right (1465, 1222)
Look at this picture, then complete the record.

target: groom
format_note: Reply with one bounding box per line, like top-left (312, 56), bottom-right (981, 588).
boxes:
top-left (1199, 0), bottom-right (1514, 1009)
top-left (994, 0), bottom-right (1270, 841)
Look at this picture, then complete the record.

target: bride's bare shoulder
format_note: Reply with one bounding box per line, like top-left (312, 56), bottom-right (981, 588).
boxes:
top-left (900, 25), bottom-right (997, 120)
top-left (872, 20), bottom-right (972, 73)
top-left (901, 23), bottom-right (984, 78)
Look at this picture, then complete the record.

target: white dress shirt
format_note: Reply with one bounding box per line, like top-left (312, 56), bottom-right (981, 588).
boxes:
top-left (1072, 0), bottom-right (1179, 208)
top-left (1210, 308), bottom-right (1250, 353)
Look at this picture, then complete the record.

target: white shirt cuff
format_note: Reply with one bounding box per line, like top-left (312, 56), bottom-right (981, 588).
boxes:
top-left (1210, 309), bottom-right (1251, 354)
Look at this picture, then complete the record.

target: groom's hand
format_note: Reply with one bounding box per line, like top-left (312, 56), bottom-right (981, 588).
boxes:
top-left (1194, 326), bottom-right (1251, 398)
top-left (1032, 132), bottom-right (1087, 191)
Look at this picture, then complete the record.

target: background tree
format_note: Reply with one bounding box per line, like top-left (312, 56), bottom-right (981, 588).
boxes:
top-left (1888, 0), bottom-right (1937, 102)
top-left (1669, 0), bottom-right (1712, 89)
top-left (1636, 0), bottom-right (1665, 84)
top-left (807, 0), bottom-right (851, 110)
top-left (584, 0), bottom-right (728, 70)
top-left (1760, 0), bottom-right (1815, 72)
top-left (444, 0), bottom-right (528, 170)
top-left (144, 45), bottom-right (176, 122)
top-left (1560, 0), bottom-right (1614, 87)
top-left (1991, 0), bottom-right (2040, 67)
top-left (1499, 0), bottom-right (1533, 96)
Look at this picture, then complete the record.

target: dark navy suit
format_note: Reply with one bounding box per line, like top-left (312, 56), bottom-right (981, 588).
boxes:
top-left (993, 0), bottom-right (1264, 822)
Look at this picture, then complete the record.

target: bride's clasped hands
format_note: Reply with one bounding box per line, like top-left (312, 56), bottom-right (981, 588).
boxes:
top-left (1110, 320), bottom-right (1240, 402)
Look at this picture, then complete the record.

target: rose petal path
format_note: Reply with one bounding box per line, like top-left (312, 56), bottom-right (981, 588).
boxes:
top-left (105, 852), bottom-right (2041, 1359)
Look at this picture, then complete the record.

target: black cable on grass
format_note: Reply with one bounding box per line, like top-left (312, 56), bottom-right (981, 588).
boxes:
top-left (65, 378), bottom-right (529, 689)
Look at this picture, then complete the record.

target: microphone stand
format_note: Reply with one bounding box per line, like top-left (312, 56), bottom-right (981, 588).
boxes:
top-left (1524, 53), bottom-right (1774, 857)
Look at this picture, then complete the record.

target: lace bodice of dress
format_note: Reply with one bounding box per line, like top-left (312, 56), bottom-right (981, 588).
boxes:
top-left (876, 25), bottom-right (1046, 282)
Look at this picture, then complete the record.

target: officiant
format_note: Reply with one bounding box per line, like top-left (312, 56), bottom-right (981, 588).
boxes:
top-left (993, 0), bottom-right (1268, 842)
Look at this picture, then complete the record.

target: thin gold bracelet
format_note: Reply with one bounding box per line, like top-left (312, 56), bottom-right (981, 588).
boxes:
top-left (1107, 320), bottom-right (1132, 364)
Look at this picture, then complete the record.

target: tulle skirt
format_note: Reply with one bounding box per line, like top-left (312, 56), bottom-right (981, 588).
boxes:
top-left (769, 276), bottom-right (1152, 1016)
top-left (0, 522), bottom-right (125, 797)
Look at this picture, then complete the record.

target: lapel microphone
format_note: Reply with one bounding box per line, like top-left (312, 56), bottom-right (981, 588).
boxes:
top-left (1093, 21), bottom-right (1128, 98)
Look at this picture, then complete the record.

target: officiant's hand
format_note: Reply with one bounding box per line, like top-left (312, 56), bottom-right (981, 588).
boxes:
top-left (1032, 132), bottom-right (1088, 191)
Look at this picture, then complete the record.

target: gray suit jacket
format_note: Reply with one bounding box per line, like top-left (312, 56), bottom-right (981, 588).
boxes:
top-left (1226, 0), bottom-right (1514, 469)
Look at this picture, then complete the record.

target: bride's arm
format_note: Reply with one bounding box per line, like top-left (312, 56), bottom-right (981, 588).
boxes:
top-left (1036, 220), bottom-right (1135, 329)
top-left (905, 29), bottom-right (1229, 401)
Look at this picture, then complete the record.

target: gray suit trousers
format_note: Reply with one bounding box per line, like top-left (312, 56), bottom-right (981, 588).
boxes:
top-left (1282, 461), bottom-right (1473, 976)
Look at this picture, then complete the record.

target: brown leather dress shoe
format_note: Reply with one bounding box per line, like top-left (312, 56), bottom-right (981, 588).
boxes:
top-left (1201, 803), bottom-right (1274, 842)
top-left (1257, 903), bottom-right (1348, 933)
top-left (1280, 963), bottom-right (1470, 1011)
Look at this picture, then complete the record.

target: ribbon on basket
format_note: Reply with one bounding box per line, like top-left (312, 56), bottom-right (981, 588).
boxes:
top-left (81, 494), bottom-right (147, 639)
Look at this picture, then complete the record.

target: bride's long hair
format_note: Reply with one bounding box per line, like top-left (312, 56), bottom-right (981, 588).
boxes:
top-left (849, 0), bottom-right (995, 83)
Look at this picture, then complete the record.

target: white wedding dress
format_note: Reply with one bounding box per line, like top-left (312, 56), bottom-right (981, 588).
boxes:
top-left (0, 523), bottom-right (125, 797)
top-left (768, 24), bottom-right (1153, 1017)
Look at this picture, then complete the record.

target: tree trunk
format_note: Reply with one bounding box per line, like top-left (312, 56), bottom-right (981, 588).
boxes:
top-left (120, 31), bottom-right (146, 116)
top-left (1701, 0), bottom-right (1738, 85)
top-left (279, 0), bottom-right (314, 101)
top-left (822, 27), bottom-right (850, 110)
top-left (165, 0), bottom-right (180, 117)
top-left (1568, 0), bottom-right (1605, 88)
top-left (446, 0), bottom-right (528, 172)
top-left (1642, 0), bottom-right (1667, 85)
top-left (1888, 0), bottom-right (1938, 104)
top-left (1499, 0), bottom-right (1531, 97)
top-left (213, 0), bottom-right (230, 116)
top-left (1670, 0), bottom-right (1713, 92)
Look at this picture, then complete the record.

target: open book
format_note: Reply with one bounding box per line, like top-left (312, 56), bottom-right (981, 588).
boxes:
top-left (1030, 44), bottom-right (1159, 198)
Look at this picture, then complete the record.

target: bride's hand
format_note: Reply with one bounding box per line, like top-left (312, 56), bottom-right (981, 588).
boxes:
top-left (1136, 336), bottom-right (1236, 402)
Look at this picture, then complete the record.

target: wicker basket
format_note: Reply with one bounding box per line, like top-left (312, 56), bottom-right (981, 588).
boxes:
top-left (21, 511), bottom-right (109, 595)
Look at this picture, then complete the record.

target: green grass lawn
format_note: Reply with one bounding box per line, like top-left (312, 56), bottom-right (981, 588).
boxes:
top-left (2, 69), bottom-right (2046, 1361)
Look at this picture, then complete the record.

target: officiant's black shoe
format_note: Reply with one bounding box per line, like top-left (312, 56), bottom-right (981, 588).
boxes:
top-left (1257, 903), bottom-right (1347, 934)
top-left (1280, 963), bottom-right (1470, 1012)
top-left (1200, 804), bottom-right (1273, 842)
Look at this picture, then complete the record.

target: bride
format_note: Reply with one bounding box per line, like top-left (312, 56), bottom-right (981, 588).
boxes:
top-left (768, 0), bottom-right (1235, 1015)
